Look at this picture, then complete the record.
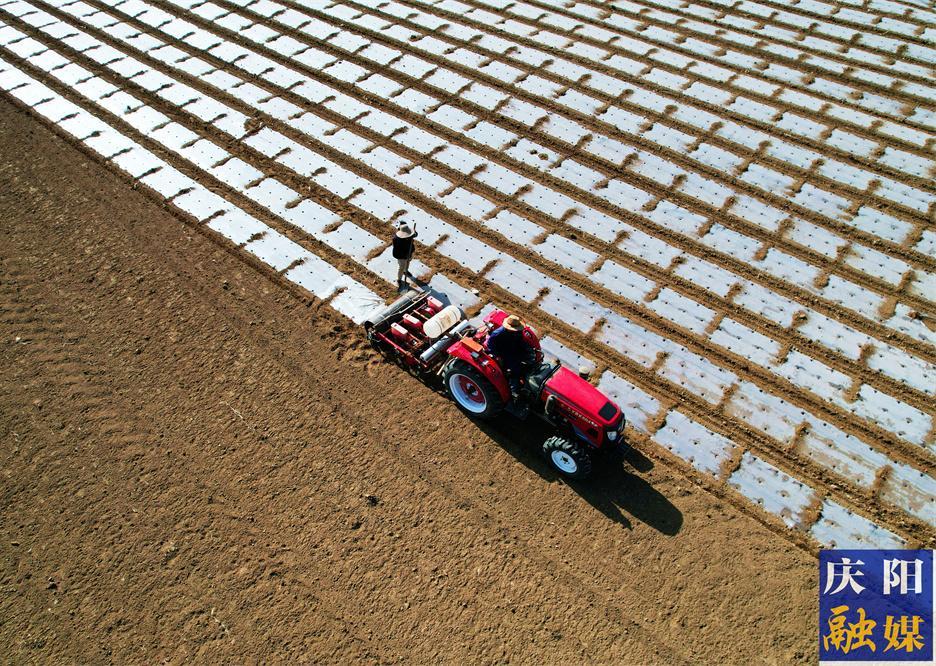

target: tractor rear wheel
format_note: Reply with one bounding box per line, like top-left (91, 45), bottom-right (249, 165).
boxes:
top-left (443, 361), bottom-right (504, 419)
top-left (543, 436), bottom-right (592, 479)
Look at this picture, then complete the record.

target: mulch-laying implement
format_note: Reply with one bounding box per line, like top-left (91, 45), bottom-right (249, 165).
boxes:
top-left (364, 291), bottom-right (626, 478)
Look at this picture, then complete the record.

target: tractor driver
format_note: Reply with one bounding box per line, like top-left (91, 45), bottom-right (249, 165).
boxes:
top-left (485, 315), bottom-right (535, 400)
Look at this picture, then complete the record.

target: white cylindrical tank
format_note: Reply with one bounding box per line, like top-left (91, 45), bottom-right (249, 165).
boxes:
top-left (423, 305), bottom-right (462, 339)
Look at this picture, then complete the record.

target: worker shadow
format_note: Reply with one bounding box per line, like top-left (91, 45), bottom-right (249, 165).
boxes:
top-left (474, 416), bottom-right (683, 536)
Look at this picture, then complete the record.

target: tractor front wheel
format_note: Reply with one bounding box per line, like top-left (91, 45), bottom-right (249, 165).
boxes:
top-left (443, 361), bottom-right (504, 419)
top-left (543, 436), bottom-right (593, 479)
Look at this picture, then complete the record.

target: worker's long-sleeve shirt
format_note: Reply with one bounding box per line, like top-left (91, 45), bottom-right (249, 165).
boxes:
top-left (486, 327), bottom-right (530, 370)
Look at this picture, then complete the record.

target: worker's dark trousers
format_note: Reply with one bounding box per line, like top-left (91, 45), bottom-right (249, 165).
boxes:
top-left (503, 362), bottom-right (523, 395)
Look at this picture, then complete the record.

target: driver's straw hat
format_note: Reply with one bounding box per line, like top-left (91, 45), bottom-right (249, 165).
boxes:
top-left (503, 315), bottom-right (524, 331)
top-left (396, 223), bottom-right (415, 238)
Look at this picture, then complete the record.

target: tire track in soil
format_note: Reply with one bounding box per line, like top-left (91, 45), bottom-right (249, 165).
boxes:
top-left (138, 277), bottom-right (688, 666)
top-left (0, 266), bottom-right (151, 465)
top-left (0, 96), bottom-right (701, 664)
top-left (4, 8), bottom-right (932, 543)
top-left (0, 79), bottom-right (818, 568)
top-left (0, 223), bottom-right (395, 666)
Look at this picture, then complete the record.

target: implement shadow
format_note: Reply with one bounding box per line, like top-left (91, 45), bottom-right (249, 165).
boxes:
top-left (471, 413), bottom-right (683, 536)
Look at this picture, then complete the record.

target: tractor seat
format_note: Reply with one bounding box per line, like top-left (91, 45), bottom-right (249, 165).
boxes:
top-left (525, 362), bottom-right (557, 397)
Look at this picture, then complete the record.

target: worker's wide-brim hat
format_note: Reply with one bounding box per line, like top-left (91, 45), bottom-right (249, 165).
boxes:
top-left (503, 315), bottom-right (524, 331)
top-left (396, 224), bottom-right (415, 238)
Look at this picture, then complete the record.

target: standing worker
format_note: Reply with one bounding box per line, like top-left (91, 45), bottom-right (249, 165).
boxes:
top-left (392, 222), bottom-right (417, 291)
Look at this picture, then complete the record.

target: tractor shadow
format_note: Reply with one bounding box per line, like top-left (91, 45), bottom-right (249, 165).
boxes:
top-left (472, 415), bottom-right (683, 536)
top-left (366, 297), bottom-right (681, 536)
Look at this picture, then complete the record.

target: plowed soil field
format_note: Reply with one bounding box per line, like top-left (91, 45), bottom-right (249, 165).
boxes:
top-left (1, 0), bottom-right (933, 658)
top-left (0, 97), bottom-right (819, 663)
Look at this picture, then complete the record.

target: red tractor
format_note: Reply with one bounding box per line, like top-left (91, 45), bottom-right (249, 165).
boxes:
top-left (364, 291), bottom-right (626, 478)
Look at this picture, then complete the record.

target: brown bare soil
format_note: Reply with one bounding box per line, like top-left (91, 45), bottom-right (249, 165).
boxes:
top-left (3, 0), bottom-right (931, 545)
top-left (0, 96), bottom-right (817, 662)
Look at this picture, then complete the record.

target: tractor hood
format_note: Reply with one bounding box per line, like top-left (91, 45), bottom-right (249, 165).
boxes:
top-left (544, 367), bottom-right (620, 427)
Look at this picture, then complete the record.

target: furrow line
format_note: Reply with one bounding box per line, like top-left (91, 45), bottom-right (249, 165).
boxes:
top-left (5, 9), bottom-right (928, 540)
top-left (404, 0), bottom-right (936, 146)
top-left (45, 0), bottom-right (935, 411)
top-left (220, 0), bottom-right (936, 246)
top-left (120, 0), bottom-right (936, 352)
top-left (682, 0), bottom-right (936, 47)
top-left (0, 245), bottom-right (394, 664)
top-left (0, 51), bottom-right (925, 555)
top-left (393, 0), bottom-right (936, 188)
top-left (301, 0), bottom-right (936, 227)
top-left (19, 0), bottom-right (936, 457)
top-left (551, 0), bottom-right (936, 86)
